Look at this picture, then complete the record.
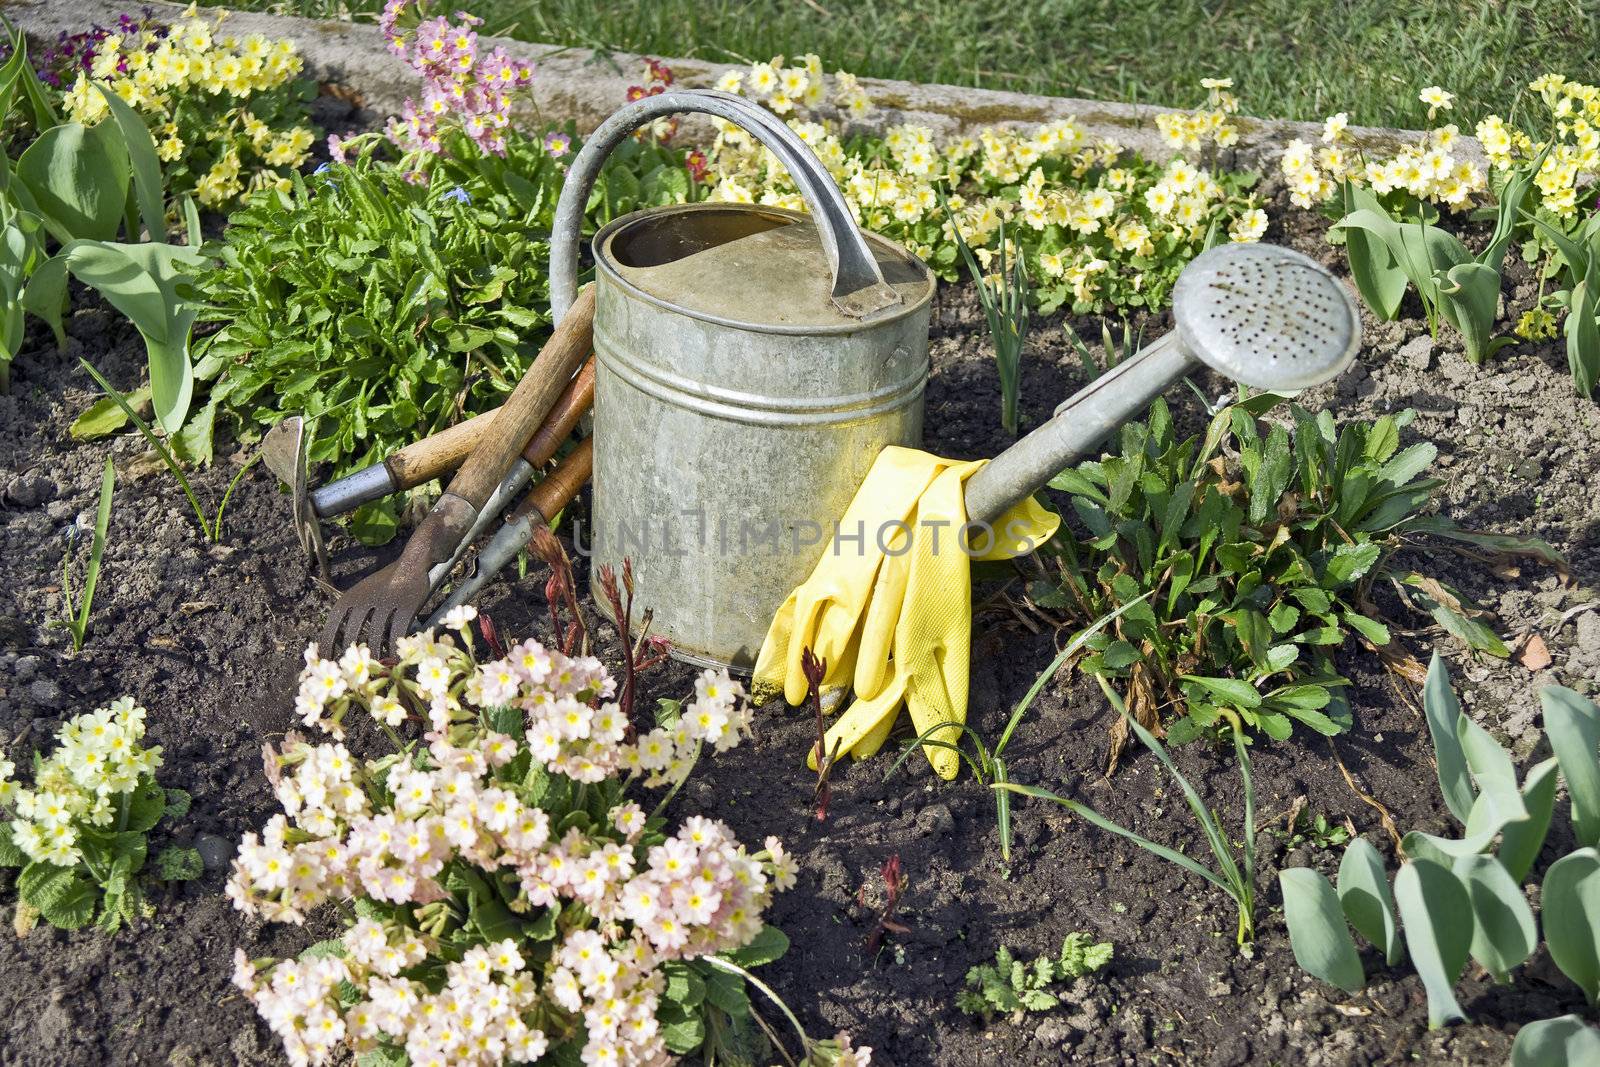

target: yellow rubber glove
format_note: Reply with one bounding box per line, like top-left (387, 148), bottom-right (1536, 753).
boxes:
top-left (752, 446), bottom-right (1060, 779)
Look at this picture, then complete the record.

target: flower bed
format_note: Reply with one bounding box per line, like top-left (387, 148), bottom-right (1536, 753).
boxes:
top-left (0, 4), bottom-right (1599, 1067)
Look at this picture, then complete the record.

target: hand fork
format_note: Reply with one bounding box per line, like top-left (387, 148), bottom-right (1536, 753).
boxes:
top-left (320, 287), bottom-right (596, 653)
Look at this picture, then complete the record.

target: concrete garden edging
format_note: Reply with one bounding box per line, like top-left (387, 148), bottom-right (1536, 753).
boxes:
top-left (5, 0), bottom-right (1486, 171)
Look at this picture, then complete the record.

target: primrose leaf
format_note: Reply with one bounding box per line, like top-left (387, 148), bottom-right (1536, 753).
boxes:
top-left (155, 846), bottom-right (203, 882)
top-left (1280, 867), bottom-right (1366, 994)
top-left (724, 925), bottom-right (789, 968)
top-left (18, 862), bottom-right (99, 930)
top-left (117, 778), bottom-right (167, 833)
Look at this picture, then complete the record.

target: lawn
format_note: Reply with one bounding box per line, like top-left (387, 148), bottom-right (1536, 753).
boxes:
top-left (234, 0), bottom-right (1598, 127)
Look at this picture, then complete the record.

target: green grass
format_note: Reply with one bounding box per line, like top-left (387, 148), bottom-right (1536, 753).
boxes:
top-left (230, 0), bottom-right (1595, 128)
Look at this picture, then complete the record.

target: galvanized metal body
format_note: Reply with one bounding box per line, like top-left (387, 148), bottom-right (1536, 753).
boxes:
top-left (590, 205), bottom-right (932, 667)
top-left (539, 90), bottom-right (935, 670)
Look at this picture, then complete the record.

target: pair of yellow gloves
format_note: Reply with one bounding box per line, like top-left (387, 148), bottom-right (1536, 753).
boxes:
top-left (752, 447), bottom-right (1060, 780)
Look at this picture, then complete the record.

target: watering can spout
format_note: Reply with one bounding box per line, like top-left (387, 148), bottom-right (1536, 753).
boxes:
top-left (963, 242), bottom-right (1361, 527)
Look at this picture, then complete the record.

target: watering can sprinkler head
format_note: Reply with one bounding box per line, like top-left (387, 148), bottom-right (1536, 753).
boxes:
top-left (962, 242), bottom-right (1361, 527)
top-left (1170, 241), bottom-right (1361, 392)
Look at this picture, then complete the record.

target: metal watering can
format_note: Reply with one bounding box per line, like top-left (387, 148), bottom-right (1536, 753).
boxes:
top-left (546, 89), bottom-right (1361, 670)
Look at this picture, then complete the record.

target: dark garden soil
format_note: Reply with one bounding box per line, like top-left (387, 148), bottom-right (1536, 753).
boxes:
top-left (1, 187), bottom-right (1598, 1067)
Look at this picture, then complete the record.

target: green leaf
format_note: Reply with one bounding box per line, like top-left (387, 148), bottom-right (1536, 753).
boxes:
top-left (1499, 757), bottom-right (1559, 883)
top-left (1393, 859), bottom-right (1473, 1027)
top-left (1338, 838), bottom-right (1401, 965)
top-left (93, 85), bottom-right (166, 243)
top-left (662, 962), bottom-right (707, 1009)
top-left (724, 925), bottom-right (789, 968)
top-left (162, 788), bottom-right (192, 822)
top-left (1340, 612), bottom-right (1390, 646)
top-left (155, 846), bottom-right (202, 882)
top-left (1422, 653), bottom-right (1476, 824)
top-left (299, 939), bottom-right (348, 961)
top-left (356, 1046), bottom-right (409, 1067)
top-left (57, 241), bottom-right (202, 432)
top-left (1543, 848), bottom-right (1600, 1005)
top-left (1247, 423), bottom-right (1292, 526)
top-left (1436, 261), bottom-right (1503, 365)
top-left (1543, 686), bottom-right (1600, 848)
top-left (659, 1011), bottom-right (705, 1054)
top-left (124, 778), bottom-right (167, 832)
top-left (1057, 932), bottom-right (1113, 977)
top-left (702, 965), bottom-right (751, 1017)
top-left (1179, 675), bottom-right (1262, 709)
top-left (1324, 542), bottom-right (1381, 586)
top-left (1452, 854), bottom-right (1535, 983)
top-left (1510, 1015), bottom-right (1600, 1067)
top-left (15, 121), bottom-right (129, 243)
top-left (1338, 184), bottom-right (1408, 319)
top-left (0, 822), bottom-right (27, 867)
top-left (17, 861), bottom-right (99, 930)
top-left (70, 385), bottom-right (152, 440)
top-left (1280, 867), bottom-right (1366, 993)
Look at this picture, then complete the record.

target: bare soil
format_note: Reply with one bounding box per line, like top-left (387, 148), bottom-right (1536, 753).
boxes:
top-left (0, 190), bottom-right (1597, 1067)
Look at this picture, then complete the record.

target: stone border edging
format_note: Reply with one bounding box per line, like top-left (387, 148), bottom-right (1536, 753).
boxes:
top-left (5, 0), bottom-right (1486, 171)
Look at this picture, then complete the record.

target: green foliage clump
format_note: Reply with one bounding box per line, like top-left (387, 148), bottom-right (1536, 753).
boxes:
top-left (1039, 394), bottom-right (1559, 743)
top-left (957, 933), bottom-right (1113, 1020)
top-left (196, 130), bottom-right (691, 542)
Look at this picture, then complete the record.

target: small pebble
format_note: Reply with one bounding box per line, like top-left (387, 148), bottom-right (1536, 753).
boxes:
top-left (915, 803), bottom-right (954, 837)
top-left (27, 678), bottom-right (65, 710)
top-left (194, 833), bottom-right (237, 871)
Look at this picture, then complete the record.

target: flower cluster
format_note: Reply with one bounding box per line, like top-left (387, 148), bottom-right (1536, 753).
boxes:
top-left (699, 70), bottom-right (1261, 314)
top-left (628, 58), bottom-right (681, 143)
top-left (1279, 85), bottom-right (1487, 210)
top-left (1476, 74), bottom-right (1600, 221)
top-left (375, 0), bottom-right (534, 165)
top-left (55, 6), bottom-right (315, 207)
top-left (713, 53), bottom-right (871, 120)
top-left (0, 697), bottom-right (162, 867)
top-left (229, 611), bottom-right (795, 1067)
top-left (1155, 77), bottom-right (1242, 153)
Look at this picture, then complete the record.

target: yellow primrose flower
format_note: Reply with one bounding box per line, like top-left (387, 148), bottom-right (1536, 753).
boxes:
top-left (1419, 85), bottom-right (1454, 110)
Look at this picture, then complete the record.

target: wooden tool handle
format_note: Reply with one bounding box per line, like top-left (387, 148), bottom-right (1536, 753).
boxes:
top-left (385, 408), bottom-right (497, 490)
top-left (384, 356), bottom-right (596, 490)
top-left (522, 357), bottom-right (596, 469)
top-left (515, 437), bottom-right (594, 526)
top-left (444, 287), bottom-right (596, 509)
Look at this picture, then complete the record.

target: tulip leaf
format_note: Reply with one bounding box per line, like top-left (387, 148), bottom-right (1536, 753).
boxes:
top-left (1510, 1015), bottom-right (1600, 1067)
top-left (1423, 653), bottom-right (1475, 824)
top-left (1542, 848), bottom-right (1600, 1005)
top-left (1543, 686), bottom-right (1600, 848)
top-left (1498, 757), bottom-right (1560, 883)
top-left (1393, 859), bottom-right (1472, 1028)
top-left (1338, 838), bottom-right (1401, 965)
top-left (1451, 854), bottom-right (1536, 983)
top-left (1280, 868), bottom-right (1366, 993)
top-left (15, 120), bottom-right (129, 243)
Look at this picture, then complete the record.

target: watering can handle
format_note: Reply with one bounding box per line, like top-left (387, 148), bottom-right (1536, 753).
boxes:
top-left (549, 89), bottom-right (901, 321)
